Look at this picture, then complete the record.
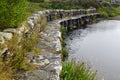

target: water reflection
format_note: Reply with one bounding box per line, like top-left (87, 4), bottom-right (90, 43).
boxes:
top-left (65, 20), bottom-right (120, 80)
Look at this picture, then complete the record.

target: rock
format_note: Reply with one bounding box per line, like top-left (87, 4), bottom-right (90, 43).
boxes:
top-left (4, 28), bottom-right (17, 33)
top-left (0, 32), bottom-right (13, 40)
top-left (41, 52), bottom-right (61, 59)
top-left (27, 20), bottom-right (34, 29)
top-left (20, 70), bottom-right (50, 80)
top-left (36, 55), bottom-right (44, 60)
top-left (54, 31), bottom-right (61, 38)
top-left (44, 60), bottom-right (62, 74)
top-left (54, 38), bottom-right (61, 51)
top-left (0, 36), bottom-right (5, 44)
top-left (37, 11), bottom-right (42, 15)
top-left (33, 59), bottom-right (50, 67)
top-left (17, 24), bottom-right (28, 34)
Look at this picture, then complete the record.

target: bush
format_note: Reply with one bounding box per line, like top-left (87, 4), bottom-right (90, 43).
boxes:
top-left (61, 61), bottom-right (97, 80)
top-left (0, 0), bottom-right (29, 29)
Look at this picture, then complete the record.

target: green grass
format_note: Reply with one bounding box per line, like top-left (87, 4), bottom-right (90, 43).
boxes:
top-left (39, 2), bottom-right (83, 9)
top-left (61, 26), bottom-right (67, 39)
top-left (0, 24), bottom-right (40, 80)
top-left (28, 2), bottom-right (43, 14)
top-left (98, 7), bottom-right (120, 18)
top-left (61, 61), bottom-right (97, 80)
top-left (28, 2), bottom-right (83, 10)
top-left (0, 0), bottom-right (29, 29)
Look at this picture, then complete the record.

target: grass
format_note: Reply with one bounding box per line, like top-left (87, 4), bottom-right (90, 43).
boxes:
top-left (0, 24), bottom-right (40, 80)
top-left (98, 7), bottom-right (120, 18)
top-left (28, 2), bottom-right (43, 14)
top-left (61, 48), bottom-right (68, 58)
top-left (61, 61), bottom-right (97, 80)
top-left (39, 2), bottom-right (83, 9)
top-left (28, 1), bottom-right (120, 19)
top-left (61, 26), bottom-right (67, 39)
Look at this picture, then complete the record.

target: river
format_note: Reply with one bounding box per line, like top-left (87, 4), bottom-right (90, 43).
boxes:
top-left (65, 20), bottom-right (120, 80)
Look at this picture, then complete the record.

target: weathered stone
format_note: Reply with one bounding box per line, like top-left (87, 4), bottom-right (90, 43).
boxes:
top-left (4, 28), bottom-right (17, 33)
top-left (0, 32), bottom-right (13, 40)
top-left (41, 52), bottom-right (61, 59)
top-left (44, 60), bottom-right (62, 74)
top-left (27, 20), bottom-right (34, 29)
top-left (21, 70), bottom-right (50, 80)
top-left (33, 59), bottom-right (50, 67)
top-left (17, 24), bottom-right (28, 34)
top-left (36, 55), bottom-right (44, 60)
top-left (0, 36), bottom-right (5, 44)
top-left (53, 38), bottom-right (61, 52)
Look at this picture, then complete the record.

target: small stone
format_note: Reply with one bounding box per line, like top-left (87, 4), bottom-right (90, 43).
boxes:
top-left (27, 20), bottom-right (34, 29)
top-left (37, 55), bottom-right (44, 60)
top-left (37, 59), bottom-right (50, 67)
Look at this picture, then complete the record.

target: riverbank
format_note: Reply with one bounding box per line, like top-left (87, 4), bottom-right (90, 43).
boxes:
top-left (65, 20), bottom-right (120, 80)
top-left (0, 8), bottom-right (100, 80)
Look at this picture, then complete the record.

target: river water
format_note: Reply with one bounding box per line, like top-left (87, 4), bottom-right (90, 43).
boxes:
top-left (65, 20), bottom-right (120, 80)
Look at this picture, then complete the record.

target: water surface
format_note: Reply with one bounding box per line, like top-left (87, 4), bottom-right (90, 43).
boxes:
top-left (65, 20), bottom-right (120, 80)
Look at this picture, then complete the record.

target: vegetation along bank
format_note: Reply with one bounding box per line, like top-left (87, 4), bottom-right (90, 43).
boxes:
top-left (0, 0), bottom-right (120, 80)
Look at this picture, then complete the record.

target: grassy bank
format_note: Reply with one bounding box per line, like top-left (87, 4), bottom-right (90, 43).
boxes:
top-left (0, 1), bottom-right (120, 29)
top-left (29, 1), bottom-right (120, 19)
top-left (98, 7), bottom-right (120, 18)
top-left (0, 23), bottom-right (40, 80)
top-left (61, 61), bottom-right (97, 80)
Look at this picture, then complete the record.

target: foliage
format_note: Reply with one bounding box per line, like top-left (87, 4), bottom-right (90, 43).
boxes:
top-left (28, 2), bottom-right (43, 14)
top-left (76, 0), bottom-right (100, 8)
top-left (0, 26), bottom-right (40, 80)
top-left (39, 2), bottom-right (83, 9)
top-left (0, 57), bottom-right (14, 80)
top-left (98, 7), bottom-right (120, 18)
top-left (22, 31), bottom-right (39, 52)
top-left (61, 61), bottom-right (97, 80)
top-left (0, 0), bottom-right (29, 29)
top-left (62, 48), bottom-right (68, 58)
top-left (61, 26), bottom-right (67, 39)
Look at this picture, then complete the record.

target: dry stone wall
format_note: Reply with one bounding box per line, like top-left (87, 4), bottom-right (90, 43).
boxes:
top-left (0, 8), bottom-right (100, 80)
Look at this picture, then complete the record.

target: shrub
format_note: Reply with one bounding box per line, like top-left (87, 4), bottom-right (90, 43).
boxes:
top-left (0, 0), bottom-right (29, 29)
top-left (61, 61), bottom-right (97, 80)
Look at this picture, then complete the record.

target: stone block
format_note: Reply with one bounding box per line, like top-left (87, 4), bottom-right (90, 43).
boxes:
top-left (0, 32), bottom-right (13, 40)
